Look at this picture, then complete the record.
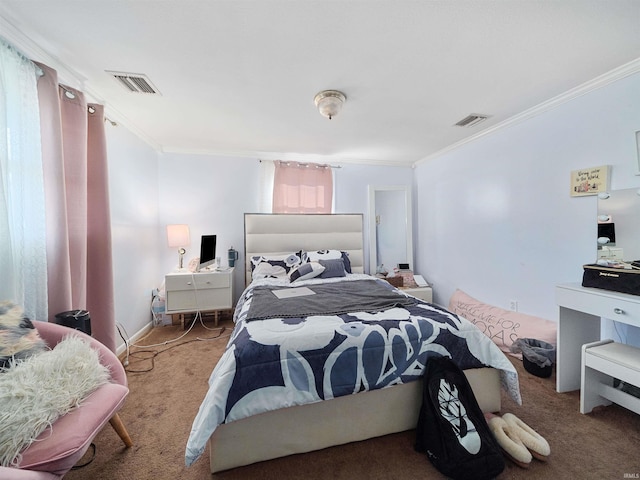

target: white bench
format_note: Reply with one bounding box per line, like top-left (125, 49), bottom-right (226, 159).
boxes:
top-left (581, 339), bottom-right (640, 415)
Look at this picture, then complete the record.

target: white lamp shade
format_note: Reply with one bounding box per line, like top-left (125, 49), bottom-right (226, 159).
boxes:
top-left (167, 224), bottom-right (190, 247)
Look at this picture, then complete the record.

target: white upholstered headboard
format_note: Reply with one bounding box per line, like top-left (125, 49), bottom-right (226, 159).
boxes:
top-left (244, 213), bottom-right (364, 286)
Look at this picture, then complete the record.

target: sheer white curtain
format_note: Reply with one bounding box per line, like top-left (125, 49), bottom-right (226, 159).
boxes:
top-left (258, 160), bottom-right (275, 212)
top-left (0, 42), bottom-right (115, 351)
top-left (0, 39), bottom-right (48, 320)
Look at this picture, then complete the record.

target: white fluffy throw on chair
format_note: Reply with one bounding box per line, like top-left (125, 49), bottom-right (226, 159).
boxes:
top-left (0, 335), bottom-right (111, 467)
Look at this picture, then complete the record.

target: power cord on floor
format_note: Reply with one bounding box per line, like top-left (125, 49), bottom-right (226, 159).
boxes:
top-left (116, 322), bottom-right (131, 367)
top-left (71, 443), bottom-right (96, 469)
top-left (124, 325), bottom-right (229, 374)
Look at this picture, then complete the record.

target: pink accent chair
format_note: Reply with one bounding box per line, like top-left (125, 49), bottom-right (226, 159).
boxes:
top-left (0, 321), bottom-right (132, 479)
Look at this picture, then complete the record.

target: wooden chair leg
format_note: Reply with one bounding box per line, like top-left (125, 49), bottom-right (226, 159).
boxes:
top-left (109, 413), bottom-right (133, 448)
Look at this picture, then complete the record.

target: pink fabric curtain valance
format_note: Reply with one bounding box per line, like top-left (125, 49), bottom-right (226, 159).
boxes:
top-left (272, 161), bottom-right (333, 213)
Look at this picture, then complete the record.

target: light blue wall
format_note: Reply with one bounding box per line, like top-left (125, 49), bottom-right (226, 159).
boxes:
top-left (414, 72), bottom-right (640, 345)
top-left (106, 122), bottom-right (161, 346)
top-left (107, 73), bottom-right (640, 350)
top-left (155, 157), bottom-right (413, 301)
top-left (157, 154), bottom-right (261, 299)
top-left (106, 144), bottom-right (413, 347)
top-left (334, 163), bottom-right (414, 272)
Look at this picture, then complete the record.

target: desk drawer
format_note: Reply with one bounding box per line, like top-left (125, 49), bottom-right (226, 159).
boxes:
top-left (165, 273), bottom-right (230, 292)
top-left (557, 286), bottom-right (640, 325)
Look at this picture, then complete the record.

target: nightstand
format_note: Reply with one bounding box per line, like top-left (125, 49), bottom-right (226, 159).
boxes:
top-left (165, 268), bottom-right (234, 327)
top-left (400, 286), bottom-right (433, 303)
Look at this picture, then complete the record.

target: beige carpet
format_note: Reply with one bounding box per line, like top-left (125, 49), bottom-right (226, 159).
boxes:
top-left (64, 318), bottom-right (640, 479)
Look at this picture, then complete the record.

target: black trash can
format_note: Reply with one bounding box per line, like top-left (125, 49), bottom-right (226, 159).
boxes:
top-left (54, 310), bottom-right (91, 336)
top-left (510, 338), bottom-right (556, 378)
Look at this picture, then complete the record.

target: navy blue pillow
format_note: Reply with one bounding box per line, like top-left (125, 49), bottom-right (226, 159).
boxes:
top-left (340, 251), bottom-right (352, 274)
top-left (318, 259), bottom-right (346, 278)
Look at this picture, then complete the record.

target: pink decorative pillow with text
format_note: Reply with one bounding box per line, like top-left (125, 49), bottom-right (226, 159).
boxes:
top-left (448, 289), bottom-right (557, 358)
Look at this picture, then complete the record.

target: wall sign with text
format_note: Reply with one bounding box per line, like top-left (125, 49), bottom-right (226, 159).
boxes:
top-left (570, 165), bottom-right (610, 197)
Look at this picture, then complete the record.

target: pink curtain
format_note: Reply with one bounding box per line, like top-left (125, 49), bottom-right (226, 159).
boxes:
top-left (272, 161), bottom-right (333, 213)
top-left (36, 63), bottom-right (73, 319)
top-left (35, 63), bottom-right (116, 352)
top-left (86, 103), bottom-right (115, 352)
top-left (59, 84), bottom-right (89, 310)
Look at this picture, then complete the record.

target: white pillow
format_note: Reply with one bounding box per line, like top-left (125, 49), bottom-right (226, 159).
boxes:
top-left (250, 253), bottom-right (303, 279)
top-left (289, 262), bottom-right (325, 282)
top-left (304, 250), bottom-right (352, 273)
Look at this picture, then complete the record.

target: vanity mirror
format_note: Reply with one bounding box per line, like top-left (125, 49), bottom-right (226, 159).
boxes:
top-left (597, 188), bottom-right (640, 262)
top-left (368, 185), bottom-right (413, 275)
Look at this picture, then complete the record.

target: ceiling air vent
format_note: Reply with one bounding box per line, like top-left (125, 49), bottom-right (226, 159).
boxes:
top-left (106, 71), bottom-right (161, 95)
top-left (454, 113), bottom-right (490, 128)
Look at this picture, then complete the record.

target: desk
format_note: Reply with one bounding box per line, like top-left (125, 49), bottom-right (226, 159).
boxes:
top-left (165, 268), bottom-right (234, 327)
top-left (556, 283), bottom-right (640, 392)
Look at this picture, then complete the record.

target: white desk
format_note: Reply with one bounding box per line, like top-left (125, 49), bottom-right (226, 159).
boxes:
top-left (556, 283), bottom-right (640, 392)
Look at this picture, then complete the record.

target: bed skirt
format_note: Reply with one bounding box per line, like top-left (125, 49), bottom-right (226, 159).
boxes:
top-left (209, 366), bottom-right (500, 473)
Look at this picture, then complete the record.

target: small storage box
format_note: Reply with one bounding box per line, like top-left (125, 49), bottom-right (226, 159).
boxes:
top-left (582, 264), bottom-right (640, 296)
top-left (384, 276), bottom-right (403, 288)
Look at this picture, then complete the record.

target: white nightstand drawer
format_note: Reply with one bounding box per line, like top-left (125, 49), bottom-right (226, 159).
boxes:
top-left (165, 272), bottom-right (230, 292)
top-left (400, 286), bottom-right (433, 303)
top-left (165, 269), bottom-right (234, 315)
top-left (166, 288), bottom-right (232, 312)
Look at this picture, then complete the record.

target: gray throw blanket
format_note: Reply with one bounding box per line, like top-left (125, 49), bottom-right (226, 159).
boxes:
top-left (246, 279), bottom-right (419, 321)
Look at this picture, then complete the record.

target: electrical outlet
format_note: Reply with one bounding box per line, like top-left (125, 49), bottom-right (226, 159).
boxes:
top-left (509, 300), bottom-right (518, 312)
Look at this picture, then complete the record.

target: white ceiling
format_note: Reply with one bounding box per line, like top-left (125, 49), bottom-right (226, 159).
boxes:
top-left (1, 1), bottom-right (640, 167)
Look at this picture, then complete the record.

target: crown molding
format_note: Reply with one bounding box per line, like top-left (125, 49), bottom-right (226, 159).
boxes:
top-left (160, 146), bottom-right (414, 168)
top-left (414, 57), bottom-right (640, 167)
top-left (0, 11), bottom-right (162, 152)
top-left (5, 8), bottom-right (636, 169)
top-left (0, 13), bottom-right (86, 90)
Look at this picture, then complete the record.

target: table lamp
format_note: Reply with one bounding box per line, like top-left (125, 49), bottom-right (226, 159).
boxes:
top-left (167, 224), bottom-right (190, 270)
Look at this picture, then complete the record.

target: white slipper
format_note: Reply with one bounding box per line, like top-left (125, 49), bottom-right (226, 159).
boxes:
top-left (488, 416), bottom-right (532, 468)
top-left (502, 413), bottom-right (550, 461)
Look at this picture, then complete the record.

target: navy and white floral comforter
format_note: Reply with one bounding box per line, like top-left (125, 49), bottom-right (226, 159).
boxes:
top-left (185, 274), bottom-right (520, 466)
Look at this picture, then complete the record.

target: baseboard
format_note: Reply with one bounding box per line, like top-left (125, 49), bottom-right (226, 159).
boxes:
top-left (116, 321), bottom-right (153, 357)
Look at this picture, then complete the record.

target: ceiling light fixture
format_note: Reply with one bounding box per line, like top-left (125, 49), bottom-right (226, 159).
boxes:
top-left (314, 90), bottom-right (346, 120)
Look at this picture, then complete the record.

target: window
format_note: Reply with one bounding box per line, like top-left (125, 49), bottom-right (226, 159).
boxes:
top-left (272, 160), bottom-right (333, 213)
top-left (0, 40), bottom-right (47, 319)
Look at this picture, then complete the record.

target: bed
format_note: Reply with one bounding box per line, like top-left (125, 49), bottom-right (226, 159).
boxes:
top-left (185, 213), bottom-right (521, 472)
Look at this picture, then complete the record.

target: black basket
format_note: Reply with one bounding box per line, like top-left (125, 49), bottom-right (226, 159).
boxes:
top-left (54, 310), bottom-right (91, 335)
top-left (523, 355), bottom-right (553, 378)
top-left (512, 338), bottom-right (555, 378)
